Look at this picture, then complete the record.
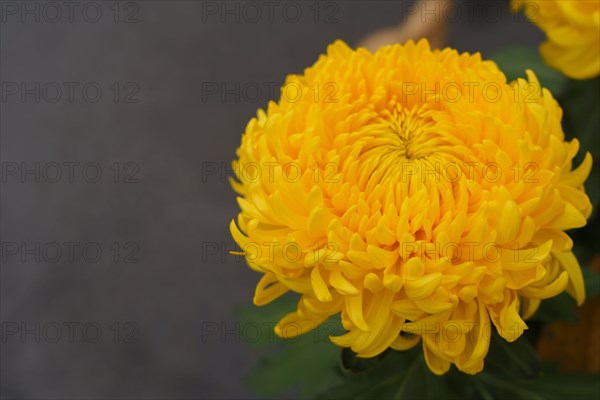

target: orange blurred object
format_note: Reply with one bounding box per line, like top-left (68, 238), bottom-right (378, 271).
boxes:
top-left (537, 256), bottom-right (600, 372)
top-left (357, 0), bottom-right (449, 51)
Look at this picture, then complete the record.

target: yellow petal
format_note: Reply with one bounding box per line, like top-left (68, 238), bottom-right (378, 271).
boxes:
top-left (254, 273), bottom-right (289, 306)
top-left (553, 251), bottom-right (585, 305)
top-left (405, 273), bottom-right (442, 300)
top-left (311, 266), bottom-right (333, 302)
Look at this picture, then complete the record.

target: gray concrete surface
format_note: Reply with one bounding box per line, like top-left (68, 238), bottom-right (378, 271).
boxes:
top-left (0, 0), bottom-right (543, 398)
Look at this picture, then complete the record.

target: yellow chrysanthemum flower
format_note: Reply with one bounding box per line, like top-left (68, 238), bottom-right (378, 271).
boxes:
top-left (230, 39), bottom-right (593, 375)
top-left (513, 0), bottom-right (600, 79)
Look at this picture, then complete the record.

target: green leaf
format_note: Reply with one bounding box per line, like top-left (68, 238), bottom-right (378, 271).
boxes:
top-left (236, 295), bottom-right (345, 398)
top-left (478, 369), bottom-right (600, 400)
top-left (486, 332), bottom-right (543, 379)
top-left (477, 331), bottom-right (600, 400)
top-left (396, 356), bottom-right (463, 400)
top-left (518, 372), bottom-right (600, 400)
top-left (559, 77), bottom-right (600, 212)
top-left (340, 347), bottom-right (391, 374)
top-left (318, 348), bottom-right (462, 400)
top-left (235, 295), bottom-right (296, 346)
top-left (559, 78), bottom-right (600, 148)
top-left (238, 298), bottom-right (599, 400)
top-left (531, 267), bottom-right (598, 322)
top-left (317, 349), bottom-right (416, 400)
top-left (532, 292), bottom-right (579, 323)
top-left (490, 46), bottom-right (568, 95)
top-left (245, 328), bottom-right (344, 398)
top-left (582, 264), bottom-right (600, 299)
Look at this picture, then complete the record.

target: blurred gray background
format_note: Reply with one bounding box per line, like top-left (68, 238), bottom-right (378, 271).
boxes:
top-left (0, 0), bottom-right (543, 398)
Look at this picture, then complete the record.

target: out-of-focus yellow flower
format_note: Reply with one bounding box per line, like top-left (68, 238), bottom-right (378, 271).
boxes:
top-left (513, 0), bottom-right (600, 79)
top-left (230, 39), bottom-right (593, 375)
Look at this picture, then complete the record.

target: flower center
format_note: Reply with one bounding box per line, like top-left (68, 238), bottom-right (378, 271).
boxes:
top-left (354, 104), bottom-right (453, 189)
top-left (379, 105), bottom-right (438, 160)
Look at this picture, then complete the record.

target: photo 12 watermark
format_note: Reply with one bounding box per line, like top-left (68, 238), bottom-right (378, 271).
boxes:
top-left (200, 1), bottom-right (340, 24)
top-left (1, 241), bottom-right (141, 264)
top-left (1, 161), bottom-right (140, 184)
top-left (201, 319), bottom-right (527, 344)
top-left (1, 1), bottom-right (141, 24)
top-left (400, 1), bottom-right (539, 24)
top-left (1, 321), bottom-right (140, 344)
top-left (202, 161), bottom-right (340, 185)
top-left (200, 79), bottom-right (547, 105)
top-left (400, 81), bottom-right (545, 104)
top-left (201, 240), bottom-right (546, 265)
top-left (202, 160), bottom-right (541, 185)
top-left (201, 81), bottom-right (339, 104)
top-left (1, 81), bottom-right (140, 104)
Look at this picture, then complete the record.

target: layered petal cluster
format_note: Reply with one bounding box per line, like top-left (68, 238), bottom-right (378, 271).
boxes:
top-left (230, 40), bottom-right (592, 374)
top-left (513, 0), bottom-right (600, 79)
